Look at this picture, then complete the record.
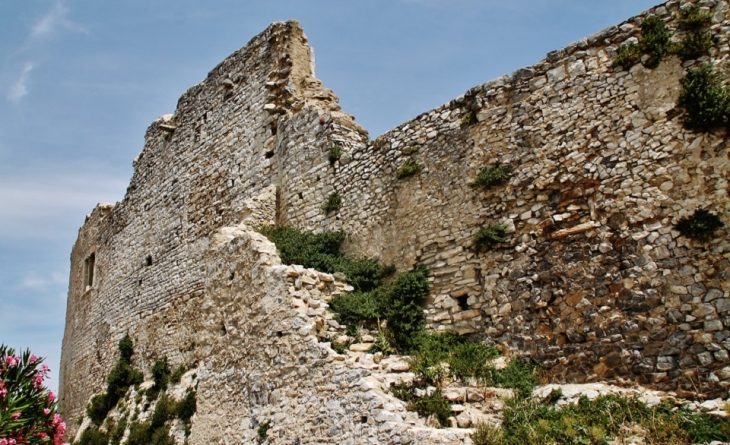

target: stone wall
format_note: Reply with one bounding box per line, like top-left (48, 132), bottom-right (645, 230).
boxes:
top-left (61, 1), bottom-right (730, 441)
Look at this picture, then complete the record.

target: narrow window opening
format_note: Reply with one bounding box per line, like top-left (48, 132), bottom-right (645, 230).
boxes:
top-left (265, 150), bottom-right (274, 159)
top-left (145, 255), bottom-right (153, 267)
top-left (456, 295), bottom-right (469, 311)
top-left (83, 253), bottom-right (96, 292)
top-left (270, 122), bottom-right (278, 136)
top-left (298, 192), bottom-right (303, 199)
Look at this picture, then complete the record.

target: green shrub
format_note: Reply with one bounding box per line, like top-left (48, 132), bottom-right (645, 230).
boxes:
top-left (151, 357), bottom-right (171, 393)
top-left (150, 425), bottom-right (175, 445)
top-left (259, 226), bottom-right (386, 292)
top-left (473, 224), bottom-right (507, 252)
top-left (471, 163), bottom-right (511, 189)
top-left (485, 359), bottom-right (539, 399)
top-left (675, 208), bottom-right (725, 242)
top-left (385, 268), bottom-right (430, 352)
top-left (330, 291), bottom-right (384, 335)
top-left (408, 388), bottom-right (452, 428)
top-left (169, 365), bottom-right (186, 384)
top-left (109, 417), bottom-right (127, 445)
top-left (368, 328), bottom-right (395, 355)
top-left (471, 422), bottom-right (504, 445)
top-left (125, 421), bottom-right (152, 445)
top-left (613, 42), bottom-right (642, 69)
top-left (396, 160), bottom-right (420, 179)
top-left (682, 412), bottom-right (730, 443)
top-left (176, 389), bottom-right (197, 424)
top-left (150, 394), bottom-right (174, 430)
top-left (460, 111), bottom-right (478, 128)
top-left (87, 394), bottom-right (111, 426)
top-left (639, 15), bottom-right (673, 68)
top-left (322, 192), bottom-right (342, 213)
top-left (678, 5), bottom-right (713, 31)
top-left (328, 143), bottom-right (342, 164)
top-left (76, 427), bottom-right (110, 445)
top-left (449, 341), bottom-right (501, 383)
top-left (118, 335), bottom-right (134, 363)
top-left (677, 30), bottom-right (712, 60)
top-left (257, 420), bottom-right (272, 442)
top-left (679, 64), bottom-right (730, 131)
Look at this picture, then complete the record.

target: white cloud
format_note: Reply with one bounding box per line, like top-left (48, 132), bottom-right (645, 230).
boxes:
top-left (7, 62), bottom-right (34, 102)
top-left (30, 1), bottom-right (86, 41)
top-left (17, 271), bottom-right (68, 290)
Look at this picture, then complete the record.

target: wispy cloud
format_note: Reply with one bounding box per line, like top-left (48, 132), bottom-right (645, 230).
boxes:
top-left (7, 62), bottom-right (35, 102)
top-left (30, 1), bottom-right (87, 41)
top-left (18, 271), bottom-right (67, 291)
top-left (4, 1), bottom-right (87, 102)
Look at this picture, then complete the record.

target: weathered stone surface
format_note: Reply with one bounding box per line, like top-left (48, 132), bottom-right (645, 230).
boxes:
top-left (60, 2), bottom-right (730, 443)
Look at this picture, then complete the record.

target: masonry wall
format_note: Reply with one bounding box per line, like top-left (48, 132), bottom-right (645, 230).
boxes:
top-left (62, 0), bottom-right (730, 441)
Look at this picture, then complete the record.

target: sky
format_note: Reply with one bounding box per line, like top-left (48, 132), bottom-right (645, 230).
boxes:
top-left (0, 0), bottom-right (661, 393)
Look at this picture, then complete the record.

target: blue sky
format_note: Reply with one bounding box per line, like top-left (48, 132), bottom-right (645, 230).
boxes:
top-left (0, 0), bottom-right (660, 392)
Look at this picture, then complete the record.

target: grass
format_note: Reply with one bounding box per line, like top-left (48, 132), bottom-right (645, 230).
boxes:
top-left (614, 43), bottom-right (641, 70)
top-left (257, 420), bottom-right (272, 442)
top-left (396, 160), bottom-right (420, 179)
top-left (471, 163), bottom-right (511, 189)
top-left (461, 111), bottom-right (478, 128)
top-left (675, 208), bottom-right (725, 242)
top-left (473, 224), bottom-right (507, 252)
top-left (471, 396), bottom-right (730, 445)
top-left (322, 192), bottom-right (342, 213)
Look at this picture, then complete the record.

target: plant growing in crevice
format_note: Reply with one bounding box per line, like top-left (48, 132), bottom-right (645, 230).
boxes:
top-left (678, 64), bottom-right (730, 131)
top-left (677, 5), bottom-right (713, 60)
top-left (322, 192), bottom-right (342, 213)
top-left (639, 15), bottom-right (673, 68)
top-left (460, 111), bottom-right (478, 128)
top-left (327, 143), bottom-right (342, 164)
top-left (396, 159), bottom-right (420, 179)
top-left (473, 224), bottom-right (507, 252)
top-left (257, 420), bottom-right (272, 442)
top-left (613, 15), bottom-right (673, 69)
top-left (675, 208), bottom-right (724, 242)
top-left (470, 163), bottom-right (511, 189)
top-left (169, 364), bottom-right (186, 384)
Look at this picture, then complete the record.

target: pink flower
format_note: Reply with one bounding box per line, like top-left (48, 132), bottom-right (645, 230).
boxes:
top-left (8, 440), bottom-right (15, 445)
top-left (10, 412), bottom-right (21, 420)
top-left (0, 438), bottom-right (8, 445)
top-left (29, 355), bottom-right (37, 362)
top-left (43, 409), bottom-right (50, 415)
top-left (48, 391), bottom-right (56, 402)
top-left (41, 364), bottom-right (50, 374)
top-left (0, 389), bottom-right (6, 397)
top-left (4, 356), bottom-right (18, 367)
top-left (33, 375), bottom-right (44, 389)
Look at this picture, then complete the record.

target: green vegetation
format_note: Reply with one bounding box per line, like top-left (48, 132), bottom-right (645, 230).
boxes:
top-left (471, 396), bottom-right (730, 445)
top-left (169, 365), bottom-right (186, 384)
top-left (257, 420), bottom-right (272, 442)
top-left (259, 226), bottom-right (387, 292)
top-left (109, 418), bottom-right (127, 445)
top-left (677, 6), bottom-right (713, 60)
top-left (675, 208), bottom-right (725, 242)
top-left (471, 163), bottom-right (511, 189)
top-left (322, 192), bottom-right (342, 213)
top-left (87, 335), bottom-right (144, 425)
top-left (639, 15), bottom-right (673, 68)
top-left (613, 43), bottom-right (641, 69)
top-left (396, 159), bottom-right (420, 179)
top-left (328, 143), bottom-right (342, 164)
top-left (473, 224), bottom-right (507, 252)
top-left (679, 64), bottom-right (730, 132)
top-left (461, 111), bottom-right (478, 128)
top-left (613, 16), bottom-right (672, 69)
top-left (76, 428), bottom-right (110, 445)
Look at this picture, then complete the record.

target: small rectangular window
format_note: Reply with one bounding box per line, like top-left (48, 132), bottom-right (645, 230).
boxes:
top-left (83, 253), bottom-right (95, 292)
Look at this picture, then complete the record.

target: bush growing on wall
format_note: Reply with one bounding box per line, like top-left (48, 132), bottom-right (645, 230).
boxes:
top-left (0, 345), bottom-right (67, 445)
top-left (679, 64), bottom-right (730, 132)
top-left (396, 160), bottom-right (420, 179)
top-left (675, 208), bottom-right (725, 242)
top-left (470, 163), bottom-right (511, 190)
top-left (473, 224), bottom-right (507, 252)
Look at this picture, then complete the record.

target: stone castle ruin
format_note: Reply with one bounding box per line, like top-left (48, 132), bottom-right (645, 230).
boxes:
top-left (61, 1), bottom-right (729, 443)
